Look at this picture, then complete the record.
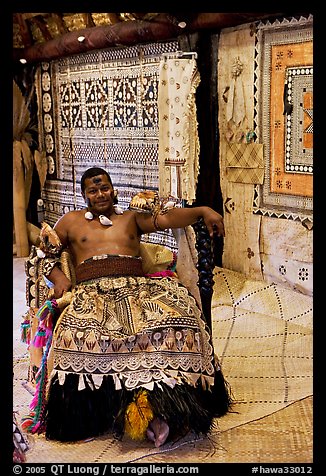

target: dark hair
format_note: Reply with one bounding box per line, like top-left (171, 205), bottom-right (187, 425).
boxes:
top-left (80, 167), bottom-right (113, 194)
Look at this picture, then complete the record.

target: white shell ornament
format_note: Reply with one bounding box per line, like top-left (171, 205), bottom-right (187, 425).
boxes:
top-left (36, 248), bottom-right (46, 258)
top-left (99, 215), bottom-right (113, 226)
top-left (113, 204), bottom-right (124, 215)
top-left (163, 201), bottom-right (176, 210)
top-left (85, 211), bottom-right (94, 220)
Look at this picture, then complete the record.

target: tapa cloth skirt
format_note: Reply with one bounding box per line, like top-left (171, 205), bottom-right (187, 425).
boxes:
top-left (45, 255), bottom-right (231, 441)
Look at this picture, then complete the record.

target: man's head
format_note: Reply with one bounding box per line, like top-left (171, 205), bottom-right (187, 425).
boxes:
top-left (80, 167), bottom-right (118, 215)
top-left (80, 167), bottom-right (113, 194)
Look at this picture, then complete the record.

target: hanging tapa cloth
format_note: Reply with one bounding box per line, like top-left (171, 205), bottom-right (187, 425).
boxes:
top-left (158, 54), bottom-right (201, 204)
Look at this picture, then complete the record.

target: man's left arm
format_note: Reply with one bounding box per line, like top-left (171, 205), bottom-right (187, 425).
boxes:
top-left (135, 206), bottom-right (225, 238)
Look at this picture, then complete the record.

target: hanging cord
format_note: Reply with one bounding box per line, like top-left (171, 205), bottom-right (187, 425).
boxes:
top-left (21, 299), bottom-right (60, 434)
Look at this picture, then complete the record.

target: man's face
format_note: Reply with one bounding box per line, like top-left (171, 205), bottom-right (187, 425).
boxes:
top-left (83, 174), bottom-right (114, 215)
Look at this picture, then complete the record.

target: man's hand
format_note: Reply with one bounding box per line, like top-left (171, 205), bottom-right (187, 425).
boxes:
top-left (53, 277), bottom-right (72, 299)
top-left (202, 207), bottom-right (225, 238)
top-left (47, 266), bottom-right (72, 299)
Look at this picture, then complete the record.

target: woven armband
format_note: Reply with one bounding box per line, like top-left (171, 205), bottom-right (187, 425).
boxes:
top-left (25, 246), bottom-right (61, 308)
top-left (152, 209), bottom-right (164, 231)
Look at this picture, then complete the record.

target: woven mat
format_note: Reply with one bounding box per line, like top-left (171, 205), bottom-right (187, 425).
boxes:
top-left (212, 266), bottom-right (313, 433)
top-left (16, 398), bottom-right (313, 464)
top-left (13, 260), bottom-right (313, 463)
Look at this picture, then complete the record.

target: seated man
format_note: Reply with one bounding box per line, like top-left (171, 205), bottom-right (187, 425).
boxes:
top-left (24, 166), bottom-right (231, 447)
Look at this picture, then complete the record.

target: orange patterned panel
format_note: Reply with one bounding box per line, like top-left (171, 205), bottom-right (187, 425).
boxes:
top-left (269, 40), bottom-right (313, 198)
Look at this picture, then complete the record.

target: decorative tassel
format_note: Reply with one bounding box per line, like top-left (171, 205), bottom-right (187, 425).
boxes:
top-left (37, 299), bottom-right (58, 322)
top-left (20, 319), bottom-right (31, 344)
top-left (21, 412), bottom-right (35, 431)
top-left (32, 299), bottom-right (58, 348)
top-left (124, 390), bottom-right (154, 441)
top-left (32, 329), bottom-right (47, 348)
top-left (23, 298), bottom-right (59, 434)
top-left (27, 333), bottom-right (53, 433)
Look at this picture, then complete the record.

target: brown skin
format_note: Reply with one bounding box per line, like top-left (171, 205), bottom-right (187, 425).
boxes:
top-left (48, 174), bottom-right (225, 299)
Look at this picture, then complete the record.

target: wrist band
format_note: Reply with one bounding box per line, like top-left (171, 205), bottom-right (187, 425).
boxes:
top-left (152, 210), bottom-right (164, 231)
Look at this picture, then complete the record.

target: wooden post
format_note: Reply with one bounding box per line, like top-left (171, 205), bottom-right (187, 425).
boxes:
top-left (13, 140), bottom-right (30, 257)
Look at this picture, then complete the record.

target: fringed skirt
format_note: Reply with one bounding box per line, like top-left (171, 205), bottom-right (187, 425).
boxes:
top-left (45, 255), bottom-right (231, 442)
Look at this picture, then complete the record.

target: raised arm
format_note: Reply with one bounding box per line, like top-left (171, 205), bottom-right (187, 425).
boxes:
top-left (135, 206), bottom-right (225, 238)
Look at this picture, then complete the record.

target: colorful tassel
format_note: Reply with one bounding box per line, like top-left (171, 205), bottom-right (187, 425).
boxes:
top-left (27, 332), bottom-right (53, 433)
top-left (20, 319), bottom-right (31, 344)
top-left (32, 329), bottom-right (47, 348)
top-left (37, 299), bottom-right (58, 322)
top-left (124, 389), bottom-right (154, 441)
top-left (23, 298), bottom-right (59, 434)
top-left (31, 299), bottom-right (58, 348)
top-left (21, 412), bottom-right (35, 431)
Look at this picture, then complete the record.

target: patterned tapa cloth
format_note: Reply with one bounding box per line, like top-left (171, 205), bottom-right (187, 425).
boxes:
top-left (35, 41), bottom-right (181, 251)
top-left (158, 58), bottom-right (201, 204)
top-left (37, 254), bottom-right (231, 442)
top-left (255, 16), bottom-right (313, 221)
top-left (50, 255), bottom-right (216, 392)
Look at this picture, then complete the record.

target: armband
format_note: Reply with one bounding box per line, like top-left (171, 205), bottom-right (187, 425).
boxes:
top-left (129, 191), bottom-right (180, 231)
top-left (41, 255), bottom-right (61, 279)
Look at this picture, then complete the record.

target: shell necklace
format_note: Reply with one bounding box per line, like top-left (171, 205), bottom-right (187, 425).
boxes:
top-left (84, 204), bottom-right (124, 226)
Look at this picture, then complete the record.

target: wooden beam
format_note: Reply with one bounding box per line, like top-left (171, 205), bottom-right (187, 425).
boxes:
top-left (13, 19), bottom-right (180, 63)
top-left (15, 13), bottom-right (34, 48)
top-left (31, 16), bottom-right (53, 42)
top-left (51, 13), bottom-right (69, 35)
top-left (21, 13), bottom-right (49, 20)
top-left (13, 12), bottom-right (302, 64)
top-left (83, 13), bottom-right (95, 29)
top-left (107, 13), bottom-right (122, 24)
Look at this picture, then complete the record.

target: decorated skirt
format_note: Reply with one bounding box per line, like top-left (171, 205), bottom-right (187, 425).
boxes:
top-left (31, 255), bottom-right (231, 442)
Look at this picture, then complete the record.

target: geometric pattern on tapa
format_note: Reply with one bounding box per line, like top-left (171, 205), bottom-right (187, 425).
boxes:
top-left (36, 41), bottom-right (180, 250)
top-left (158, 57), bottom-right (201, 203)
top-left (253, 15), bottom-right (313, 223)
top-left (284, 66), bottom-right (313, 173)
top-left (226, 142), bottom-right (264, 184)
